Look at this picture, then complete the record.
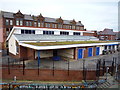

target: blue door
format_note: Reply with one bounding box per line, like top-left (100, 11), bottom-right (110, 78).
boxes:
top-left (78, 49), bottom-right (83, 59)
top-left (96, 47), bottom-right (100, 56)
top-left (88, 48), bottom-right (93, 57)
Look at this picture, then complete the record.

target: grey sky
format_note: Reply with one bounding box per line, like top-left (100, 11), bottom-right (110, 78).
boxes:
top-left (0, 0), bottom-right (119, 31)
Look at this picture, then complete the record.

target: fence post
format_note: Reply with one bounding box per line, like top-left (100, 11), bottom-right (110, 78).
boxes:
top-left (68, 59), bottom-right (70, 76)
top-left (8, 57), bottom-right (10, 74)
top-left (83, 59), bottom-right (86, 81)
top-left (102, 59), bottom-right (105, 75)
top-left (53, 59), bottom-right (54, 76)
top-left (23, 59), bottom-right (25, 75)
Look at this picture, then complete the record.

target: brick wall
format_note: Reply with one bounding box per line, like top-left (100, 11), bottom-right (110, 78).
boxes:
top-left (83, 32), bottom-right (94, 36)
top-left (2, 68), bottom-right (97, 81)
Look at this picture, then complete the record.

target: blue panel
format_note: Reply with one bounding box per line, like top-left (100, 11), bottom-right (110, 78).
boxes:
top-left (78, 49), bottom-right (83, 59)
top-left (96, 47), bottom-right (100, 56)
top-left (88, 48), bottom-right (93, 57)
top-left (53, 56), bottom-right (61, 61)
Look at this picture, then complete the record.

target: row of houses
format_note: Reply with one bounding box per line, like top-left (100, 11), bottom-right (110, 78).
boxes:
top-left (0, 10), bottom-right (119, 49)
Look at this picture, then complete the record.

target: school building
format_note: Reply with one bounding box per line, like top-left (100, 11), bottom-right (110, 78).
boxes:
top-left (7, 26), bottom-right (119, 60)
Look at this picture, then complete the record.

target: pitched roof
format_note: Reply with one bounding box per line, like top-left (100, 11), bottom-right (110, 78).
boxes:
top-left (98, 28), bottom-right (116, 35)
top-left (0, 10), bottom-right (84, 26)
top-left (14, 34), bottom-right (98, 42)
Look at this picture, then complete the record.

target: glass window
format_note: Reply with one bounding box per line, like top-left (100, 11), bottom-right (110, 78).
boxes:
top-left (43, 31), bottom-right (54, 35)
top-left (21, 29), bottom-right (35, 34)
top-left (58, 24), bottom-right (62, 28)
top-left (60, 31), bottom-right (69, 35)
top-left (16, 19), bottom-right (19, 25)
top-left (76, 26), bottom-right (79, 30)
top-left (21, 30), bottom-right (24, 34)
top-left (70, 25), bottom-right (72, 29)
top-left (41, 22), bottom-right (44, 27)
top-left (6, 19), bottom-right (9, 25)
top-left (20, 20), bottom-right (23, 26)
top-left (72, 26), bottom-right (75, 29)
top-left (34, 22), bottom-right (37, 27)
top-left (38, 22), bottom-right (40, 27)
top-left (10, 20), bottom-right (13, 25)
top-left (45, 23), bottom-right (51, 28)
top-left (73, 32), bottom-right (81, 35)
top-left (80, 27), bottom-right (84, 30)
top-left (29, 22), bottom-right (32, 26)
top-left (31, 30), bottom-right (35, 34)
top-left (26, 21), bottom-right (29, 26)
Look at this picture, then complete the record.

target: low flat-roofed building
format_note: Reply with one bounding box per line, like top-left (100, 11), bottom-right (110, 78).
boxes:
top-left (7, 26), bottom-right (119, 60)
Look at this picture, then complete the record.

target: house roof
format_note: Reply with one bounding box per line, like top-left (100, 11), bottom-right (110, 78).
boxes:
top-left (0, 10), bottom-right (84, 26)
top-left (14, 34), bottom-right (99, 42)
top-left (98, 28), bottom-right (116, 35)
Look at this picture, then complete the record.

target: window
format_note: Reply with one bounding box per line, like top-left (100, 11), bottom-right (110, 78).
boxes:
top-left (52, 24), bottom-right (57, 28)
top-left (73, 32), bottom-right (81, 35)
top-left (10, 20), bottom-right (13, 25)
top-left (58, 24), bottom-right (62, 28)
top-left (5, 19), bottom-right (9, 25)
top-left (21, 29), bottom-right (35, 34)
top-left (45, 23), bottom-right (51, 28)
top-left (72, 25), bottom-right (76, 29)
top-left (41, 22), bottom-right (44, 27)
top-left (70, 25), bottom-right (72, 29)
top-left (60, 31), bottom-right (69, 35)
top-left (80, 27), bottom-right (84, 30)
top-left (26, 21), bottom-right (29, 26)
top-left (16, 18), bottom-right (23, 26)
top-left (20, 20), bottom-right (23, 26)
top-left (29, 22), bottom-right (32, 26)
top-left (21, 30), bottom-right (24, 34)
top-left (38, 22), bottom-right (40, 27)
top-left (6, 28), bottom-right (9, 36)
top-left (66, 25), bottom-right (69, 29)
top-left (76, 26), bottom-right (80, 30)
top-left (34, 22), bottom-right (37, 27)
top-left (16, 19), bottom-right (19, 25)
top-left (43, 31), bottom-right (54, 35)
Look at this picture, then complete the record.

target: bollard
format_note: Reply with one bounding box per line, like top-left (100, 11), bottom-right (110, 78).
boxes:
top-left (14, 76), bottom-right (16, 82)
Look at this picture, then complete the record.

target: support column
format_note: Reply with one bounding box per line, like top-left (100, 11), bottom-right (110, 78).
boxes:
top-left (37, 50), bottom-right (40, 67)
top-left (37, 50), bottom-right (40, 75)
top-left (74, 47), bottom-right (78, 60)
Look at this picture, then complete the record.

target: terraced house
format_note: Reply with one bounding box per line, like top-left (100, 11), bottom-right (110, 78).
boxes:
top-left (0, 10), bottom-right (96, 50)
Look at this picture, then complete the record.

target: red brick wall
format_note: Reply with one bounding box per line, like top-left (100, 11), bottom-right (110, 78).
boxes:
top-left (83, 32), bottom-right (94, 36)
top-left (27, 48), bottom-right (35, 60)
top-left (2, 68), bottom-right (97, 81)
top-left (20, 46), bottom-right (27, 59)
top-left (98, 35), bottom-right (116, 40)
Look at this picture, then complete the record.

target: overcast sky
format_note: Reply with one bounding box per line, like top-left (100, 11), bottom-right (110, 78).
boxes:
top-left (0, 0), bottom-right (119, 32)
